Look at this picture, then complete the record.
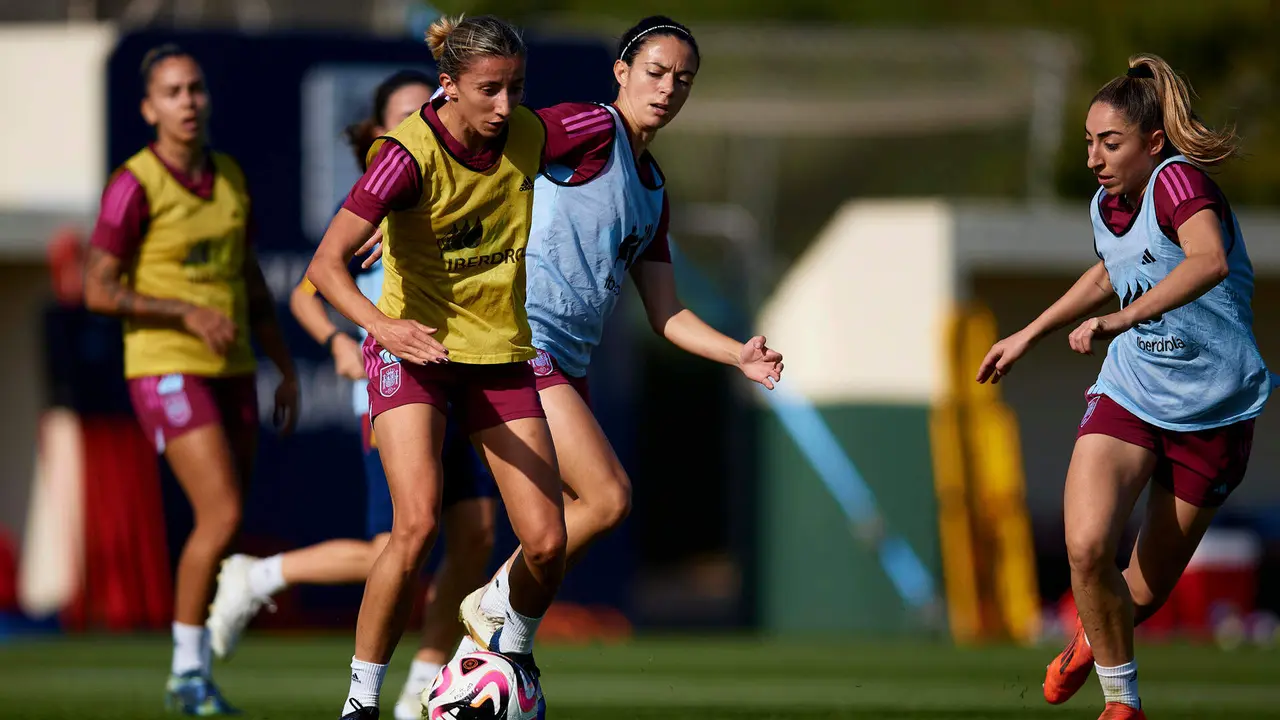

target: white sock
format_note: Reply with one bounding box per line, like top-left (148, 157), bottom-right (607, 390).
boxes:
top-left (497, 607), bottom-right (541, 655)
top-left (403, 659), bottom-right (442, 697)
top-left (172, 622), bottom-right (205, 676)
top-left (343, 657), bottom-right (388, 715)
top-left (249, 554), bottom-right (287, 598)
top-left (479, 563), bottom-right (512, 618)
top-left (1097, 659), bottom-right (1140, 709)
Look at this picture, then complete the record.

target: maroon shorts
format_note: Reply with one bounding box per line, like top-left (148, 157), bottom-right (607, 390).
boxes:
top-left (362, 336), bottom-right (544, 434)
top-left (528, 348), bottom-right (590, 405)
top-left (128, 373), bottom-right (258, 454)
top-left (1077, 393), bottom-right (1254, 508)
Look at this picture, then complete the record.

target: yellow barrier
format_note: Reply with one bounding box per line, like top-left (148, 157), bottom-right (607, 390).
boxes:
top-left (930, 304), bottom-right (1041, 644)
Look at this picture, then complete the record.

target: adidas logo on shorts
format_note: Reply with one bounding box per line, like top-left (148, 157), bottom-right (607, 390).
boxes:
top-left (519, 176), bottom-right (534, 192)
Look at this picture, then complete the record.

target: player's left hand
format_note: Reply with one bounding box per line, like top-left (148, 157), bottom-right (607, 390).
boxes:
top-left (273, 372), bottom-right (300, 436)
top-left (1068, 313), bottom-right (1133, 355)
top-left (739, 335), bottom-right (784, 389)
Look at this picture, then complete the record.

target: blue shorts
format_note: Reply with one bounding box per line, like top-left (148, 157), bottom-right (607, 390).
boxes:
top-left (362, 414), bottom-right (496, 538)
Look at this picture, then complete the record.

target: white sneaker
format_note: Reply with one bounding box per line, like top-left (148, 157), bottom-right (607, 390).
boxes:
top-left (206, 554), bottom-right (275, 660)
top-left (393, 689), bottom-right (423, 720)
top-left (458, 586), bottom-right (504, 651)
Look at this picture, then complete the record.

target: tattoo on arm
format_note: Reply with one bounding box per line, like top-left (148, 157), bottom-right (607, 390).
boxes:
top-left (83, 246), bottom-right (192, 320)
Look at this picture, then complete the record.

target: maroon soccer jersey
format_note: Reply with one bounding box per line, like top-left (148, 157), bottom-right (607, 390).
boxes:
top-left (1098, 162), bottom-right (1226, 242)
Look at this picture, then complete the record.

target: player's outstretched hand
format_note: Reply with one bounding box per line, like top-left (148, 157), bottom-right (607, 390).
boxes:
top-left (273, 372), bottom-right (299, 436)
top-left (976, 329), bottom-right (1036, 385)
top-left (372, 317), bottom-right (449, 365)
top-left (183, 306), bottom-right (237, 356)
top-left (357, 228), bottom-right (385, 269)
top-left (739, 335), bottom-right (784, 390)
top-left (1068, 313), bottom-right (1131, 356)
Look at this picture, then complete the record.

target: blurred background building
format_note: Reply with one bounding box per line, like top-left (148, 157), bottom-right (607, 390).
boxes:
top-left (1, 0), bottom-right (1278, 648)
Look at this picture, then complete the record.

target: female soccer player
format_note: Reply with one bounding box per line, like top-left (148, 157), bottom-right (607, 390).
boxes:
top-left (83, 44), bottom-right (299, 715)
top-left (977, 54), bottom-right (1271, 720)
top-left (432, 15), bottom-right (784, 664)
top-left (308, 16), bottom-right (575, 719)
top-left (204, 70), bottom-right (496, 720)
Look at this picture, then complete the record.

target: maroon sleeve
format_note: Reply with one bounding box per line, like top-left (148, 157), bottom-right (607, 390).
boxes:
top-left (89, 168), bottom-right (149, 259)
top-left (536, 102), bottom-right (616, 182)
top-left (638, 193), bottom-right (672, 263)
top-left (341, 140), bottom-right (422, 224)
top-left (1153, 162), bottom-right (1222, 241)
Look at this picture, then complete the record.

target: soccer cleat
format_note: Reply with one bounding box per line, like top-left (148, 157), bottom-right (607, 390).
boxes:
top-left (1099, 701), bottom-right (1146, 719)
top-left (458, 585), bottom-right (504, 651)
top-left (1044, 615), bottom-right (1095, 705)
top-left (164, 671), bottom-right (240, 716)
top-left (340, 698), bottom-right (380, 719)
top-left (207, 554), bottom-right (275, 661)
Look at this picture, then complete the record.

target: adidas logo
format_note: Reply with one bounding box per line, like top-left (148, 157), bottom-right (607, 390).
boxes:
top-left (351, 672), bottom-right (360, 683)
top-left (1140, 249), bottom-right (1156, 265)
top-left (519, 176), bottom-right (534, 192)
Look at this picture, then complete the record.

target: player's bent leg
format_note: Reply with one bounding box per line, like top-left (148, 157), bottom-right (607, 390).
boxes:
top-left (540, 383), bottom-right (631, 564)
top-left (209, 535), bottom-right (392, 661)
top-left (479, 417), bottom-right (566, 626)
top-left (1058, 433), bottom-right (1155, 710)
top-left (354, 403), bottom-right (446, 664)
top-left (163, 422), bottom-right (243, 715)
top-left (1125, 482), bottom-right (1218, 625)
top-left (395, 497), bottom-right (496, 720)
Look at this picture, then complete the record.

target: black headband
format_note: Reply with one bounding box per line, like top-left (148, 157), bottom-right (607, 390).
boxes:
top-left (1126, 65), bottom-right (1154, 79)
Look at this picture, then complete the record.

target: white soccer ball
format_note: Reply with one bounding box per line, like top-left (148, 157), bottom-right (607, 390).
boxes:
top-left (422, 651), bottom-right (542, 720)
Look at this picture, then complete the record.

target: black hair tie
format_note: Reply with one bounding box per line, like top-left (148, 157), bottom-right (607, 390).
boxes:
top-left (1126, 65), bottom-right (1154, 79)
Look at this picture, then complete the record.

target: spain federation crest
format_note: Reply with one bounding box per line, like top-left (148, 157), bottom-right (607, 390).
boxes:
top-left (529, 349), bottom-right (555, 377)
top-left (379, 361), bottom-right (403, 397)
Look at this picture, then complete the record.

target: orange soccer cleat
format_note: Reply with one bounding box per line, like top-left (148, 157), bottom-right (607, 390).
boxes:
top-left (1044, 615), bottom-right (1096, 705)
top-left (1099, 701), bottom-right (1146, 719)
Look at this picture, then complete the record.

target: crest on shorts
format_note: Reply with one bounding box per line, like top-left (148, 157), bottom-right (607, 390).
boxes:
top-left (1080, 395), bottom-right (1100, 428)
top-left (529, 348), bottom-right (555, 377)
top-left (379, 361), bottom-right (402, 397)
top-left (164, 394), bottom-right (193, 427)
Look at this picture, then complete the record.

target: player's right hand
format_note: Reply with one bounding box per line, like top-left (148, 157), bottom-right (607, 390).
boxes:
top-left (371, 318), bottom-right (449, 365)
top-left (183, 306), bottom-right (237, 356)
top-left (332, 333), bottom-right (366, 380)
top-left (976, 329), bottom-right (1035, 385)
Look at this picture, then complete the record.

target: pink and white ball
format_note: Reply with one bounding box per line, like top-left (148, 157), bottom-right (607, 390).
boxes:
top-left (422, 651), bottom-right (542, 720)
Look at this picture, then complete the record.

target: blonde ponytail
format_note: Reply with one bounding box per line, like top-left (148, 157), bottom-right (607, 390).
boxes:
top-left (1129, 54), bottom-right (1238, 167)
top-left (1091, 53), bottom-right (1239, 168)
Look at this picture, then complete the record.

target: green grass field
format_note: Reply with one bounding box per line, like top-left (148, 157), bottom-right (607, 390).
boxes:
top-left (2, 634), bottom-right (1278, 719)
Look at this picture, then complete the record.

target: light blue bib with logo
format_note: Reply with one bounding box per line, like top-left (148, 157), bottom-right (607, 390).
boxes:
top-left (1088, 155), bottom-right (1270, 430)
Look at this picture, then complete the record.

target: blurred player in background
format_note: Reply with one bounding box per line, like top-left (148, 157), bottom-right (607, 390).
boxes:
top-left (307, 15), bottom-right (603, 718)
top-left (977, 54), bottom-right (1272, 720)
top-left (412, 14), bottom-right (785, 669)
top-left (205, 69), bottom-right (497, 720)
top-left (83, 44), bottom-right (299, 715)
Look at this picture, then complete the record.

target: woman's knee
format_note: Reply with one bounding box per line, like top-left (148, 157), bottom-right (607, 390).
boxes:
top-left (390, 506), bottom-right (440, 559)
top-left (193, 491), bottom-right (242, 544)
top-left (593, 472), bottom-right (632, 532)
top-left (520, 517), bottom-right (567, 573)
top-left (1065, 528), bottom-right (1114, 579)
